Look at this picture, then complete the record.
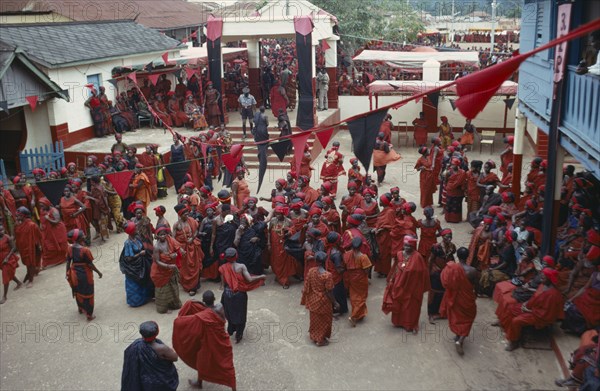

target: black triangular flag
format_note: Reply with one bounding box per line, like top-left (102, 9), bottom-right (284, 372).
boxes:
top-left (427, 92), bottom-right (440, 108)
top-left (107, 79), bottom-right (118, 88)
top-left (449, 99), bottom-right (457, 111)
top-left (0, 100), bottom-right (8, 113)
top-left (144, 62), bottom-right (154, 72)
top-left (173, 68), bottom-right (183, 78)
top-left (270, 139), bottom-right (291, 162)
top-left (348, 108), bottom-right (389, 172)
top-left (36, 179), bottom-right (69, 206)
top-left (504, 97), bottom-right (516, 110)
top-left (166, 161), bottom-right (191, 193)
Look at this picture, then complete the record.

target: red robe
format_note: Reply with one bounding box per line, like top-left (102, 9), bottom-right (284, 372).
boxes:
top-left (341, 227), bottom-right (370, 256)
top-left (173, 301), bottom-right (236, 389)
top-left (360, 200), bottom-right (379, 228)
top-left (60, 196), bottom-right (88, 235)
top-left (0, 235), bottom-right (19, 283)
top-left (269, 222), bottom-right (297, 286)
top-left (150, 236), bottom-right (181, 288)
top-left (379, 120), bottom-right (393, 143)
top-left (375, 206), bottom-right (395, 276)
top-left (175, 218), bottom-right (203, 291)
top-left (382, 251), bottom-right (431, 330)
top-left (496, 285), bottom-right (564, 342)
top-left (417, 219), bottom-right (441, 259)
top-left (440, 262), bottom-right (477, 337)
top-left (14, 218), bottom-right (42, 269)
top-left (218, 263), bottom-right (264, 292)
top-left (340, 193), bottom-right (363, 231)
top-left (322, 208), bottom-right (341, 234)
top-left (40, 208), bottom-right (68, 267)
top-left (415, 156), bottom-right (436, 208)
top-left (137, 152), bottom-right (159, 201)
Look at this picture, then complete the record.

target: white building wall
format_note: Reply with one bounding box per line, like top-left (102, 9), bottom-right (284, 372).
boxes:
top-left (46, 53), bottom-right (174, 133)
top-left (23, 103), bottom-right (52, 150)
top-left (339, 95), bottom-right (516, 130)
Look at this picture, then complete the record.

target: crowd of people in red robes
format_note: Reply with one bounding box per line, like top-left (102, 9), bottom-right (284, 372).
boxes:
top-left (2, 105), bottom-right (600, 389)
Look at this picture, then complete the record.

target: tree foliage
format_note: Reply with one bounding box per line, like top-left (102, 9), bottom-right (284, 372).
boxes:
top-left (311, 0), bottom-right (425, 52)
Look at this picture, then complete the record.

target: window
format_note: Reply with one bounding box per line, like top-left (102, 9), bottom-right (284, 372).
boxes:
top-left (535, 1), bottom-right (545, 48)
top-left (86, 74), bottom-right (101, 96)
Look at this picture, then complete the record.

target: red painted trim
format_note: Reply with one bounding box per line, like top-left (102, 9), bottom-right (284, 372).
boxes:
top-left (326, 67), bottom-right (338, 109)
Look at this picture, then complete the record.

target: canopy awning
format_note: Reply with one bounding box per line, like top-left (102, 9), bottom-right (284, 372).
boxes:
top-left (170, 47), bottom-right (247, 66)
top-left (367, 80), bottom-right (518, 96)
top-left (353, 50), bottom-right (481, 67)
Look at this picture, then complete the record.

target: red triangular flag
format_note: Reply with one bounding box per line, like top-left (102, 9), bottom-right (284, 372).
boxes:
top-left (414, 94), bottom-right (422, 104)
top-left (162, 52), bottom-right (169, 64)
top-left (291, 131), bottom-right (312, 175)
top-left (316, 127), bottom-right (334, 148)
top-left (26, 95), bottom-right (38, 111)
top-left (84, 83), bottom-right (95, 90)
top-left (148, 73), bottom-right (160, 86)
top-left (454, 54), bottom-right (525, 119)
top-left (185, 68), bottom-right (196, 80)
top-left (321, 39), bottom-right (331, 51)
top-left (127, 72), bottom-right (137, 84)
top-left (104, 171), bottom-right (134, 198)
top-left (221, 144), bottom-right (244, 174)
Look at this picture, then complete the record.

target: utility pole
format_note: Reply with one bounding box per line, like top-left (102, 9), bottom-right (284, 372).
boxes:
top-left (490, 0), bottom-right (497, 53)
top-left (451, 0), bottom-right (455, 43)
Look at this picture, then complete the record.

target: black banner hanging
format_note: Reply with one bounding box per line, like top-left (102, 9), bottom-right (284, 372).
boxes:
top-left (207, 37), bottom-right (224, 123)
top-left (347, 109), bottom-right (389, 172)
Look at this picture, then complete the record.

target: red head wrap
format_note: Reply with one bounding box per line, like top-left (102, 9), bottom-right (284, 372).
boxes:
top-left (542, 255), bottom-right (555, 268)
top-left (362, 188), bottom-right (376, 196)
top-left (379, 194), bottom-right (391, 206)
top-left (587, 229), bottom-right (600, 247)
top-left (403, 235), bottom-right (418, 246)
top-left (347, 181), bottom-right (358, 190)
top-left (542, 267), bottom-right (559, 285)
top-left (125, 222), bottom-right (136, 236)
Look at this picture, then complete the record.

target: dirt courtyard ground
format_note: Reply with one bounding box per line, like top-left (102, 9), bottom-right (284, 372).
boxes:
top-left (0, 130), bottom-right (578, 390)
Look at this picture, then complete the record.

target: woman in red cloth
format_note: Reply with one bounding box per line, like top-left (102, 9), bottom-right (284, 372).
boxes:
top-left (390, 203), bottom-right (418, 260)
top-left (347, 158), bottom-right (365, 189)
top-left (415, 146), bottom-right (436, 208)
top-left (0, 225), bottom-right (22, 304)
top-left (173, 204), bottom-right (203, 296)
top-left (167, 91), bottom-right (188, 127)
top-left (340, 181), bottom-right (363, 231)
top-left (412, 112), bottom-right (429, 146)
top-left (382, 236), bottom-right (431, 333)
top-left (231, 168), bottom-right (250, 210)
top-left (321, 197), bottom-right (341, 234)
top-left (375, 193), bottom-right (395, 278)
top-left (307, 208), bottom-right (329, 236)
top-left (151, 225), bottom-right (183, 314)
top-left (270, 81), bottom-right (289, 118)
top-left (417, 206), bottom-right (441, 259)
top-left (379, 114), bottom-right (393, 143)
top-left (173, 291), bottom-right (236, 390)
top-left (152, 94), bottom-right (173, 127)
top-left (360, 188), bottom-right (379, 228)
top-left (563, 246), bottom-right (600, 333)
top-left (66, 229), bottom-right (103, 320)
top-left (302, 228), bottom-right (323, 281)
top-left (0, 180), bottom-right (17, 235)
top-left (477, 160), bottom-right (500, 203)
top-left (38, 198), bottom-right (68, 268)
top-left (302, 251), bottom-right (339, 346)
top-left (445, 158), bottom-right (467, 223)
top-left (14, 207), bottom-right (42, 287)
top-left (494, 268), bottom-right (564, 351)
top-left (499, 136), bottom-right (514, 179)
top-left (440, 247), bottom-right (478, 356)
top-left (60, 184), bottom-right (88, 237)
top-left (138, 145), bottom-right (159, 201)
top-left (218, 248), bottom-right (266, 343)
top-left (320, 152), bottom-right (344, 198)
top-left (268, 206), bottom-right (296, 289)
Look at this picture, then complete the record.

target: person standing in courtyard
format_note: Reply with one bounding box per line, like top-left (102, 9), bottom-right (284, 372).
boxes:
top-left (301, 251), bottom-right (339, 346)
top-left (238, 87), bottom-right (256, 139)
top-left (316, 68), bottom-right (330, 111)
top-left (151, 225), bottom-right (183, 314)
top-left (343, 237), bottom-right (372, 327)
top-left (440, 247), bottom-right (478, 355)
top-left (382, 236), bottom-right (430, 333)
top-left (218, 248), bottom-right (266, 343)
top-left (121, 320), bottom-right (179, 391)
top-left (0, 225), bottom-right (22, 304)
top-left (173, 204), bottom-right (203, 297)
top-left (14, 207), bottom-right (42, 287)
top-left (66, 229), bottom-right (102, 321)
top-left (119, 222), bottom-right (154, 307)
top-left (173, 291), bottom-right (237, 390)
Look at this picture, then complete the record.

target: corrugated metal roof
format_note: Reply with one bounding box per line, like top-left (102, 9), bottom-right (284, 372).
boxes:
top-left (0, 20), bottom-right (182, 68)
top-left (19, 0), bottom-right (208, 29)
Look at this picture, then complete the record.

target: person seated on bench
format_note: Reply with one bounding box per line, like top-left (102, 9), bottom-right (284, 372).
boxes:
top-left (493, 267), bottom-right (564, 351)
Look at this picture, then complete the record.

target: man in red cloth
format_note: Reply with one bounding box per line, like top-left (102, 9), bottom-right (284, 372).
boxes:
top-left (130, 164), bottom-right (152, 210)
top-left (173, 204), bottom-right (203, 296)
top-left (14, 207), bottom-right (42, 287)
top-left (440, 247), bottom-right (478, 355)
top-left (375, 193), bottom-right (395, 277)
top-left (340, 181), bottom-right (363, 231)
top-left (320, 148), bottom-right (345, 197)
top-left (173, 291), bottom-right (236, 390)
top-left (219, 247), bottom-right (266, 343)
top-left (494, 267), bottom-right (564, 351)
top-left (0, 225), bottom-right (23, 303)
top-left (138, 145), bottom-right (159, 201)
top-left (379, 114), bottom-right (393, 143)
top-left (412, 112), bottom-right (429, 146)
top-left (297, 175), bottom-right (319, 206)
top-left (382, 235), bottom-right (430, 333)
